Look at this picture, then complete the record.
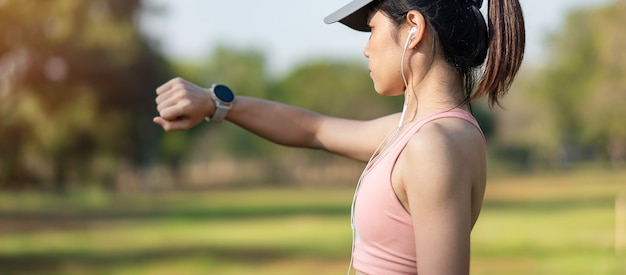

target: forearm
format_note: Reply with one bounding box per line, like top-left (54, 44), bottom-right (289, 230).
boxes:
top-left (226, 96), bottom-right (325, 149)
top-left (153, 77), bottom-right (381, 158)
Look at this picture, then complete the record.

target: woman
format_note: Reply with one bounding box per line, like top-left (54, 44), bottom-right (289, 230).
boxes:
top-left (154, 0), bottom-right (525, 274)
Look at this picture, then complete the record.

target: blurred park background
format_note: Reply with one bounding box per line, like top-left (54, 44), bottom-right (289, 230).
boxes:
top-left (0, 0), bottom-right (625, 274)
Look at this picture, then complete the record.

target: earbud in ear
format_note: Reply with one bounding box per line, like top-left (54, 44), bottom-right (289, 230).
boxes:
top-left (408, 27), bottom-right (417, 38)
top-left (403, 27), bottom-right (418, 50)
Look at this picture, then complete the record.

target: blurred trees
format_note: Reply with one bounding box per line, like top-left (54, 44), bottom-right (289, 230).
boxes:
top-left (496, 1), bottom-right (626, 169)
top-left (1, 0), bottom-right (623, 191)
top-left (578, 2), bottom-right (626, 167)
top-left (273, 60), bottom-right (401, 119)
top-left (0, 0), bottom-right (169, 190)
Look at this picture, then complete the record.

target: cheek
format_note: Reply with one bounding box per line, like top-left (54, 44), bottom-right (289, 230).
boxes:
top-left (368, 38), bottom-right (405, 95)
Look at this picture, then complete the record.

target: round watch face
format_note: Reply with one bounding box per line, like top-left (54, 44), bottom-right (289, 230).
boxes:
top-left (213, 84), bottom-right (234, 103)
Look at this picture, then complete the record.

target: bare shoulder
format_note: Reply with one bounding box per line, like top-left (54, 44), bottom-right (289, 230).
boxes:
top-left (398, 117), bottom-right (486, 189)
top-left (421, 117), bottom-right (483, 151)
top-left (408, 117), bottom-right (483, 156)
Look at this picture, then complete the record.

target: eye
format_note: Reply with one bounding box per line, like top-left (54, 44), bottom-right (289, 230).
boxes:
top-left (368, 26), bottom-right (375, 38)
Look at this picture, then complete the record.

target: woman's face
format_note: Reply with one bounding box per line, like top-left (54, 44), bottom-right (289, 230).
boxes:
top-left (364, 10), bottom-right (407, 97)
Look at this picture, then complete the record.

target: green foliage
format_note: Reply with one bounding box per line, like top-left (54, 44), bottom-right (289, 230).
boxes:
top-left (471, 99), bottom-right (496, 140)
top-left (200, 45), bottom-right (270, 99)
top-left (0, 0), bottom-right (171, 190)
top-left (273, 60), bottom-right (402, 119)
top-left (497, 1), bottom-right (626, 169)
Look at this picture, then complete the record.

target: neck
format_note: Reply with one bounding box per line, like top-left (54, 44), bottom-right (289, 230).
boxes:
top-left (400, 59), bottom-right (468, 125)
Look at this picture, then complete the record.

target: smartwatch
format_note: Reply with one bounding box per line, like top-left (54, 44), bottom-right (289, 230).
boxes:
top-left (205, 84), bottom-right (235, 122)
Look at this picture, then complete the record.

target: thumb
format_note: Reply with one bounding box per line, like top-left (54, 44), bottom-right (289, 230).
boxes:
top-left (153, 117), bottom-right (167, 127)
top-left (153, 117), bottom-right (192, 132)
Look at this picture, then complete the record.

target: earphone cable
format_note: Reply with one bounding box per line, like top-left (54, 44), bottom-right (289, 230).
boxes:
top-left (346, 125), bottom-right (400, 275)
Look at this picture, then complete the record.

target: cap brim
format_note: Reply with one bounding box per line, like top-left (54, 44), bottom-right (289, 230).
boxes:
top-left (324, 0), bottom-right (374, 32)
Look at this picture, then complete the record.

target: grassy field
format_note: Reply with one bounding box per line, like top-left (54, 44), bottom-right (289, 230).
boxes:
top-left (0, 168), bottom-right (625, 274)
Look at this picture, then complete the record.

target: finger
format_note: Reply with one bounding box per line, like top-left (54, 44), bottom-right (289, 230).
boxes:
top-left (156, 81), bottom-right (188, 105)
top-left (156, 77), bottom-right (184, 95)
top-left (156, 86), bottom-right (184, 107)
top-left (158, 105), bottom-right (185, 121)
top-left (157, 80), bottom-right (199, 106)
top-left (156, 95), bottom-right (181, 113)
top-left (156, 81), bottom-right (173, 95)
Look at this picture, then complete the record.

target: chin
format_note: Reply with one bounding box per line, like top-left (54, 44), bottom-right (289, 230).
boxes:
top-left (376, 91), bottom-right (400, 97)
top-left (373, 86), bottom-right (403, 97)
top-left (372, 86), bottom-right (387, 96)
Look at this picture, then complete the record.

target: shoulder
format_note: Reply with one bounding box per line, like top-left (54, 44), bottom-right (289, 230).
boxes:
top-left (397, 117), bottom-right (485, 189)
top-left (407, 117), bottom-right (484, 159)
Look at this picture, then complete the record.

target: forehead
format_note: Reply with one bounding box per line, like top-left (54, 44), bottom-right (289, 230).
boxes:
top-left (366, 7), bottom-right (381, 24)
top-left (368, 10), bottom-right (390, 26)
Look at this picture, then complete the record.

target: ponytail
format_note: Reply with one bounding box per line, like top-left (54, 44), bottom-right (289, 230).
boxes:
top-left (473, 0), bottom-right (526, 107)
top-left (377, 0), bottom-right (525, 107)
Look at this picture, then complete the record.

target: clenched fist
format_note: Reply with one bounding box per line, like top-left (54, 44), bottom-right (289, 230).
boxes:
top-left (153, 77), bottom-right (213, 131)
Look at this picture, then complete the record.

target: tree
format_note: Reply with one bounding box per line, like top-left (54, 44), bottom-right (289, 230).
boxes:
top-left (0, 0), bottom-right (170, 190)
top-left (274, 59), bottom-right (402, 119)
top-left (496, 1), bottom-right (626, 169)
top-left (541, 2), bottom-right (626, 166)
top-left (578, 2), bottom-right (626, 166)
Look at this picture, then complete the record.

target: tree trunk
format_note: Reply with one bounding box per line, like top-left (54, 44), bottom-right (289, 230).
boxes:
top-left (52, 155), bottom-right (67, 193)
top-left (608, 135), bottom-right (626, 168)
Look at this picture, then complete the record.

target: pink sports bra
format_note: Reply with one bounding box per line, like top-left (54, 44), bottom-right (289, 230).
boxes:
top-left (352, 108), bottom-right (484, 275)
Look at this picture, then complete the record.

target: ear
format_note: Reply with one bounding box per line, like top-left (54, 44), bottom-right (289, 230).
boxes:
top-left (405, 10), bottom-right (427, 49)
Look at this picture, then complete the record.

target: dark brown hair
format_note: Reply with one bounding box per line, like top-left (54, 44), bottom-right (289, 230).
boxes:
top-left (372, 0), bottom-right (525, 107)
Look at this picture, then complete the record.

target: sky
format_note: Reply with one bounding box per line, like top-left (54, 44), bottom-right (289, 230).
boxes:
top-left (140, 0), bottom-right (614, 75)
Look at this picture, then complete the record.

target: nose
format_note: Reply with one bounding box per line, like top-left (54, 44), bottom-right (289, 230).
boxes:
top-left (363, 40), bottom-right (370, 59)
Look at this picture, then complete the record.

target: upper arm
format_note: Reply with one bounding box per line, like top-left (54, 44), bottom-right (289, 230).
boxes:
top-left (398, 121), bottom-right (483, 274)
top-left (313, 113), bottom-right (400, 162)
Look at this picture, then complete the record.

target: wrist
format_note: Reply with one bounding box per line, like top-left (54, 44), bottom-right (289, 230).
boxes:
top-left (203, 90), bottom-right (215, 119)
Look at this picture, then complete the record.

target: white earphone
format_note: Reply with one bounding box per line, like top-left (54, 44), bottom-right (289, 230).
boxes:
top-left (403, 27), bottom-right (418, 50)
top-left (398, 26), bottom-right (418, 127)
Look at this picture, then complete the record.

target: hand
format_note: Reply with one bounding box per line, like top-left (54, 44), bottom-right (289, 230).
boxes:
top-left (153, 77), bottom-right (213, 131)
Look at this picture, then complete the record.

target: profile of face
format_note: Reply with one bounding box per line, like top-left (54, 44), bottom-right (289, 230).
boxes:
top-left (364, 10), bottom-right (413, 97)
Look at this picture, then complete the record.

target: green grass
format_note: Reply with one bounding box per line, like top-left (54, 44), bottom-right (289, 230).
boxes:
top-left (0, 188), bottom-right (354, 275)
top-left (472, 169), bottom-right (626, 275)
top-left (0, 169), bottom-right (625, 274)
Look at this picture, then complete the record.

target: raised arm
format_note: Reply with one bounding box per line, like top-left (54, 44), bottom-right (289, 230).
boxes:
top-left (153, 77), bottom-right (399, 162)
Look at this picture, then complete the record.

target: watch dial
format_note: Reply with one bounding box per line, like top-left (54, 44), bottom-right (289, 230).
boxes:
top-left (214, 85), bottom-right (234, 102)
